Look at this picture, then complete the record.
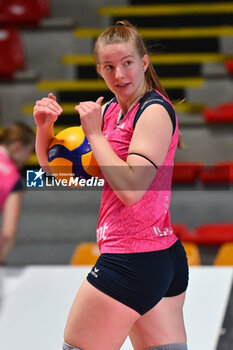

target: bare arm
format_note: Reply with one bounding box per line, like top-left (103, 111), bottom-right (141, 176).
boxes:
top-left (35, 124), bottom-right (54, 172)
top-left (33, 93), bottom-right (63, 172)
top-left (0, 191), bottom-right (23, 263)
top-left (75, 100), bottom-right (173, 206)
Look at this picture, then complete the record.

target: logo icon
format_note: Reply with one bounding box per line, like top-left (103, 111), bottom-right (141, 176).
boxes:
top-left (116, 122), bottom-right (125, 130)
top-left (91, 266), bottom-right (99, 278)
top-left (26, 169), bottom-right (45, 188)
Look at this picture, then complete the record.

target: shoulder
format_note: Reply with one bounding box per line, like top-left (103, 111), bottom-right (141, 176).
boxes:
top-left (136, 103), bottom-right (173, 130)
top-left (103, 97), bottom-right (118, 118)
top-left (133, 90), bottom-right (176, 134)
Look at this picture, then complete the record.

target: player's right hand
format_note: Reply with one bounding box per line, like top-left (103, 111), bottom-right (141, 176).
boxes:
top-left (33, 93), bottom-right (63, 128)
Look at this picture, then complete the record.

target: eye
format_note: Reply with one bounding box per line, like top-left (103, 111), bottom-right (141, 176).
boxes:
top-left (124, 60), bottom-right (132, 66)
top-left (104, 65), bottom-right (113, 71)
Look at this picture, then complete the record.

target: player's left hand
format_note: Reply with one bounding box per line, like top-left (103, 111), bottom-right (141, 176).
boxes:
top-left (74, 97), bottom-right (104, 139)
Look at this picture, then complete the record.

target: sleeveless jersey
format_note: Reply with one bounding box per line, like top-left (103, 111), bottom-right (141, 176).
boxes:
top-left (0, 147), bottom-right (21, 212)
top-left (97, 90), bottom-right (178, 254)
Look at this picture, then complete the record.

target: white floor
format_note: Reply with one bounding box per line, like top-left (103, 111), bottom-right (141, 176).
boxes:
top-left (0, 266), bottom-right (232, 350)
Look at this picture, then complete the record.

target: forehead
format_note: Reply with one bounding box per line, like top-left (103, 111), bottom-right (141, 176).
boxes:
top-left (98, 42), bottom-right (138, 63)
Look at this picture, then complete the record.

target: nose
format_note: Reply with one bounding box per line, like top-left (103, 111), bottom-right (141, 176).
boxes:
top-left (115, 66), bottom-right (124, 80)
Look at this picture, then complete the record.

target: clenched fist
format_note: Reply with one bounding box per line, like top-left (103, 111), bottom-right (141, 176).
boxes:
top-left (33, 93), bottom-right (63, 128)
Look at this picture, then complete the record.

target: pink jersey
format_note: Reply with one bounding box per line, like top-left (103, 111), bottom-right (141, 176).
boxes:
top-left (0, 147), bottom-right (21, 212)
top-left (97, 90), bottom-right (178, 254)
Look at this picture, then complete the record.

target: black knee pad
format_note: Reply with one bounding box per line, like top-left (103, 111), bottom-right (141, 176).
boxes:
top-left (62, 341), bottom-right (82, 350)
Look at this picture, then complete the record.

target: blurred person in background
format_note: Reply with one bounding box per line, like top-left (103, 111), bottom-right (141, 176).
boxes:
top-left (0, 121), bottom-right (35, 265)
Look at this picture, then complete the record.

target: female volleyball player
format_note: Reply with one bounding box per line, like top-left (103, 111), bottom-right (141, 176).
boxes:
top-left (0, 122), bottom-right (34, 264)
top-left (34, 21), bottom-right (189, 350)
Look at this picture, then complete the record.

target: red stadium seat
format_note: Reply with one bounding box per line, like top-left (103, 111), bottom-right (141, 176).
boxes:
top-left (225, 58), bottom-right (233, 74)
top-left (0, 0), bottom-right (50, 27)
top-left (200, 161), bottom-right (233, 185)
top-left (0, 28), bottom-right (24, 79)
top-left (203, 103), bottom-right (233, 123)
top-left (172, 223), bottom-right (191, 240)
top-left (172, 223), bottom-right (198, 242)
top-left (217, 161), bottom-right (233, 183)
top-left (172, 162), bottom-right (203, 184)
top-left (193, 223), bottom-right (233, 245)
top-left (173, 223), bottom-right (233, 245)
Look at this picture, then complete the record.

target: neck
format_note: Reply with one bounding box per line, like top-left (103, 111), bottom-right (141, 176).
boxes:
top-left (116, 83), bottom-right (148, 115)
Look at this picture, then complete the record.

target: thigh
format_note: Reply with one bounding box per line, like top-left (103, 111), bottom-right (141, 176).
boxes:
top-left (64, 279), bottom-right (140, 350)
top-left (129, 241), bottom-right (189, 350)
top-left (129, 292), bottom-right (187, 350)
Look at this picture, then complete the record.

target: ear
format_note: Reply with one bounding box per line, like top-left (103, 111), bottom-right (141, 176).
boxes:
top-left (97, 64), bottom-right (102, 78)
top-left (142, 55), bottom-right (150, 73)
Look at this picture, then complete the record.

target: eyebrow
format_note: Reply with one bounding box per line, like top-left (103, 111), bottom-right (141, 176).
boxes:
top-left (101, 55), bottom-right (134, 64)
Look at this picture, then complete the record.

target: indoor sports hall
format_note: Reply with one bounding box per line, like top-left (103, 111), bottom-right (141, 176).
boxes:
top-left (0, 1), bottom-right (233, 349)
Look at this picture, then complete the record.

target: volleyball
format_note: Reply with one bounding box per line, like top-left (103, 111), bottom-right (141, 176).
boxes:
top-left (47, 126), bottom-right (100, 186)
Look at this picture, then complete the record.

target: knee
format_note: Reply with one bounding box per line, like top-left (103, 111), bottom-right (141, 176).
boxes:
top-left (62, 340), bottom-right (83, 350)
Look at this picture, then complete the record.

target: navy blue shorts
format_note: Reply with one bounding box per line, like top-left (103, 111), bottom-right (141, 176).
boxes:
top-left (87, 240), bottom-right (189, 315)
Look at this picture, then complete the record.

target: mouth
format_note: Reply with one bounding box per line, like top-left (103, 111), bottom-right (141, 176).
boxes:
top-left (115, 83), bottom-right (130, 89)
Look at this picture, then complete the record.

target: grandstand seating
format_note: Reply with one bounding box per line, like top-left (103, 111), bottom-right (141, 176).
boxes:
top-left (0, 28), bottom-right (24, 79)
top-left (38, 5), bottom-right (233, 104)
top-left (0, 0), bottom-right (50, 27)
top-left (172, 161), bottom-right (232, 186)
top-left (15, 0), bottom-right (233, 131)
top-left (31, 0), bottom-right (233, 133)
